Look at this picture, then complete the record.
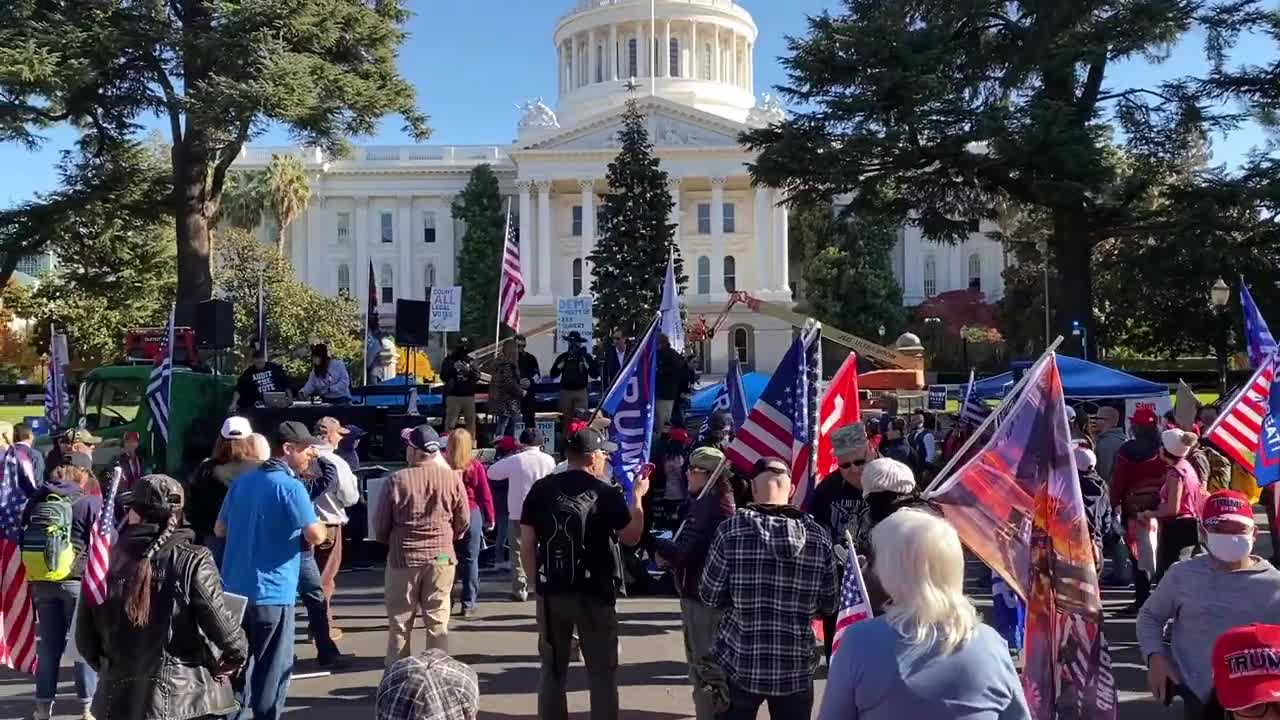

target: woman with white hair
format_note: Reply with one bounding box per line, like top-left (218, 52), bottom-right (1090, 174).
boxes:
top-left (817, 510), bottom-right (1030, 720)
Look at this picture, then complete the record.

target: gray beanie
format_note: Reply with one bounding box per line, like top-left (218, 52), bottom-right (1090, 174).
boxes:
top-left (862, 458), bottom-right (917, 496)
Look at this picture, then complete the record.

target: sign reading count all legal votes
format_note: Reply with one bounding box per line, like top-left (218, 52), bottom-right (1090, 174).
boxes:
top-left (429, 286), bottom-right (462, 332)
top-left (557, 296), bottom-right (594, 352)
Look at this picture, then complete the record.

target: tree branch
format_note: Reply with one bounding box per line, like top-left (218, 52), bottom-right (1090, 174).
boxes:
top-left (1096, 87), bottom-right (1174, 104)
top-left (1077, 55), bottom-right (1108, 112)
top-left (148, 53), bottom-right (184, 145)
top-left (208, 116), bottom-right (252, 203)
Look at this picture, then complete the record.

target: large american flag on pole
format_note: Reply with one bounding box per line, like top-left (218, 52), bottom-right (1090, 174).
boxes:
top-left (0, 450), bottom-right (37, 673)
top-left (146, 304), bottom-right (176, 443)
top-left (1242, 280), bottom-right (1277, 369)
top-left (43, 329), bottom-right (69, 430)
top-left (725, 324), bottom-right (820, 509)
top-left (960, 369), bottom-right (991, 427)
top-left (498, 198), bottom-right (524, 332)
top-left (1205, 352), bottom-right (1277, 479)
top-left (82, 467), bottom-right (121, 606)
top-left (829, 538), bottom-right (875, 658)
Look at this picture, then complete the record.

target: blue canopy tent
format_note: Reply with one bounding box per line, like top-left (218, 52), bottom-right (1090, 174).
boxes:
top-left (971, 356), bottom-right (1168, 400)
top-left (687, 371), bottom-right (770, 420)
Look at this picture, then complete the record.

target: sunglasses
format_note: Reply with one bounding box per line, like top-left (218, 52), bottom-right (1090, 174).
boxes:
top-left (838, 459), bottom-right (868, 469)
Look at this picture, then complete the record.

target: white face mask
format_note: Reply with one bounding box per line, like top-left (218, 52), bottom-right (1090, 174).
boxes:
top-left (1205, 532), bottom-right (1253, 563)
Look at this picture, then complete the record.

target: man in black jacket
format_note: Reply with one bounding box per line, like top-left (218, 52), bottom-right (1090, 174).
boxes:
top-left (549, 331), bottom-right (598, 440)
top-left (515, 334), bottom-right (541, 431)
top-left (441, 337), bottom-right (480, 435)
top-left (602, 329), bottom-right (629, 390)
top-left (655, 334), bottom-right (693, 434)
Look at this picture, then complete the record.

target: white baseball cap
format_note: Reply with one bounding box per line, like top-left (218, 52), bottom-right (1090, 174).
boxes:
top-left (220, 416), bottom-right (252, 439)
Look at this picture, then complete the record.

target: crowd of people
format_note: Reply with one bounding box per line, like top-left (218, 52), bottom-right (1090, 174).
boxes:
top-left (12, 363), bottom-right (1280, 720)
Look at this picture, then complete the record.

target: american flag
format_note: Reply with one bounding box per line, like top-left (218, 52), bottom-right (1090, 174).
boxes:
top-left (1242, 280), bottom-right (1276, 370)
top-left (1205, 352), bottom-right (1276, 476)
top-left (725, 324), bottom-right (820, 508)
top-left (960, 369), bottom-right (991, 426)
top-left (43, 329), bottom-right (69, 430)
top-left (498, 198), bottom-right (524, 332)
top-left (82, 468), bottom-right (121, 606)
top-left (829, 539), bottom-right (874, 658)
top-left (146, 304), bottom-right (176, 443)
top-left (0, 450), bottom-right (37, 673)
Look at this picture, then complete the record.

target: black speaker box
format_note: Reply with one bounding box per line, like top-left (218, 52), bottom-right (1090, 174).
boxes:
top-left (195, 299), bottom-right (235, 349)
top-left (395, 299), bottom-right (431, 347)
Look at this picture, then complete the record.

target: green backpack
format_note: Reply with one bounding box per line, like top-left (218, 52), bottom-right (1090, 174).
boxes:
top-left (20, 493), bottom-right (75, 582)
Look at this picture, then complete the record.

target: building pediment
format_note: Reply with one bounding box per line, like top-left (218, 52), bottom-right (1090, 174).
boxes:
top-left (518, 97), bottom-right (747, 153)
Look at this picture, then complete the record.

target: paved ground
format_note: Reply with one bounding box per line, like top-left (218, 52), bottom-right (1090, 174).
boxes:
top-left (7, 523), bottom-right (1274, 719)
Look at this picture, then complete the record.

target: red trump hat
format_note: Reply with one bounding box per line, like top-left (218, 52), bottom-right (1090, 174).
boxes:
top-left (1213, 624), bottom-right (1280, 711)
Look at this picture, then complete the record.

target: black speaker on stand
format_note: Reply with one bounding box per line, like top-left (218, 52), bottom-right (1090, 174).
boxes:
top-left (195, 298), bottom-right (234, 374)
top-left (395, 299), bottom-right (432, 348)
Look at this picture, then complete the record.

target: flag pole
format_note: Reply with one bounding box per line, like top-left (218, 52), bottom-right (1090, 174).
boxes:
top-left (494, 199), bottom-right (512, 351)
top-left (587, 312), bottom-right (661, 428)
top-left (923, 335), bottom-right (1066, 498)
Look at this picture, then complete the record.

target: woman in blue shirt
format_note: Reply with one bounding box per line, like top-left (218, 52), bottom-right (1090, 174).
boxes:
top-left (817, 509), bottom-right (1030, 720)
top-left (300, 344), bottom-right (352, 404)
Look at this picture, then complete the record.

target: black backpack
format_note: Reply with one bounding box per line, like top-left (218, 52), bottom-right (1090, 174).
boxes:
top-left (538, 476), bottom-right (598, 593)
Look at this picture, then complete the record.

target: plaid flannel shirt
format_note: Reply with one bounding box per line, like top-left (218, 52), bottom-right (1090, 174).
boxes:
top-left (699, 503), bottom-right (838, 696)
top-left (376, 649), bottom-right (479, 720)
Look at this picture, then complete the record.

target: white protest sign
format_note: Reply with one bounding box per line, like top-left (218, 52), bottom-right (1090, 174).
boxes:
top-left (429, 286), bottom-right (462, 332)
top-left (556, 296), bottom-right (594, 352)
top-left (1124, 394), bottom-right (1173, 432)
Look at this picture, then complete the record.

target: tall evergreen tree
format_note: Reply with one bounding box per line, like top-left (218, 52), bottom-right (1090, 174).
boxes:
top-left (453, 164), bottom-right (505, 346)
top-left (591, 99), bottom-right (682, 339)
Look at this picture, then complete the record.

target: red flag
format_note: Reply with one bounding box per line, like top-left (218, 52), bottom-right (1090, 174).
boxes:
top-left (817, 353), bottom-right (861, 477)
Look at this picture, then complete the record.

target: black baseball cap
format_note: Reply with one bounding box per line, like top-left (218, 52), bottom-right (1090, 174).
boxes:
top-left (122, 474), bottom-right (185, 520)
top-left (274, 421), bottom-right (325, 448)
top-left (519, 428), bottom-right (542, 446)
top-left (566, 428), bottom-right (617, 454)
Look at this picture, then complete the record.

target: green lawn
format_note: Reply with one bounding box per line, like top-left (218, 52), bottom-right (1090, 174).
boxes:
top-left (0, 405), bottom-right (43, 426)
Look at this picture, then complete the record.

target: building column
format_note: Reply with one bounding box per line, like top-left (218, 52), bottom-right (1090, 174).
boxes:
top-left (667, 177), bottom-right (682, 255)
top-left (713, 26), bottom-right (721, 83)
top-left (439, 194), bottom-right (456, 288)
top-left (772, 189), bottom-right (790, 295)
top-left (516, 181), bottom-right (533, 292)
top-left (609, 24), bottom-right (618, 80)
top-left (570, 34), bottom-right (578, 89)
top-left (730, 32), bottom-right (738, 87)
top-left (579, 179), bottom-right (595, 296)
top-left (354, 196), bottom-right (369, 306)
top-left (557, 45), bottom-right (563, 94)
top-left (536, 180), bottom-right (553, 299)
top-left (748, 43), bottom-right (754, 93)
top-left (690, 22), bottom-right (698, 79)
top-left (711, 177), bottom-right (727, 299)
top-left (304, 194), bottom-right (321, 286)
top-left (588, 29), bottom-right (597, 85)
top-left (754, 186), bottom-right (771, 291)
top-left (397, 196), bottom-right (412, 300)
top-left (664, 20), bottom-right (672, 77)
top-left (641, 22), bottom-right (649, 78)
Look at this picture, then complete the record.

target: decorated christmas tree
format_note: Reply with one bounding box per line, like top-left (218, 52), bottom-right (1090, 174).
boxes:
top-left (590, 98), bottom-right (683, 338)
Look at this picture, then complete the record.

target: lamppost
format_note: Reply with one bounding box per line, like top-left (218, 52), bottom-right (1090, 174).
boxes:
top-left (1037, 239), bottom-right (1051, 348)
top-left (924, 317), bottom-right (942, 370)
top-left (960, 325), bottom-right (970, 370)
top-left (1211, 277), bottom-right (1231, 396)
top-left (878, 325), bottom-right (886, 344)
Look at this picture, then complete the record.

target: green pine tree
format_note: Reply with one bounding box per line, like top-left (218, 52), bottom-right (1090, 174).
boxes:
top-left (453, 164), bottom-right (506, 346)
top-left (590, 99), bottom-right (682, 339)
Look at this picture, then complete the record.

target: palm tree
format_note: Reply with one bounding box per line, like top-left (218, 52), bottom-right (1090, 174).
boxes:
top-left (264, 155), bottom-right (311, 255)
top-left (217, 170), bottom-right (266, 231)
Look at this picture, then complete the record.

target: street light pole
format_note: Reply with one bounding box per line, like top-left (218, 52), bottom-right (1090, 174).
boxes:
top-left (1037, 240), bottom-right (1050, 349)
top-left (1211, 277), bottom-right (1231, 397)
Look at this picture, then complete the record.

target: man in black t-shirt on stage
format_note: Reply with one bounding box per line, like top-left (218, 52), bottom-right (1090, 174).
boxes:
top-left (230, 347), bottom-right (293, 411)
top-left (520, 428), bottom-right (649, 720)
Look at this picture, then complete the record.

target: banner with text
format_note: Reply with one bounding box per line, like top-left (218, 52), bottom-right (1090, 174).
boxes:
top-left (429, 286), bottom-right (462, 332)
top-left (556, 296), bottom-right (594, 352)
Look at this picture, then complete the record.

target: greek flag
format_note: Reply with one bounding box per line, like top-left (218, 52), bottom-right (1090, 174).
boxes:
top-left (146, 304), bottom-right (176, 443)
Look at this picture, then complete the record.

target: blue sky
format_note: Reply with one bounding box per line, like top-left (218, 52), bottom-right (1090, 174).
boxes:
top-left (0, 0), bottom-right (1273, 207)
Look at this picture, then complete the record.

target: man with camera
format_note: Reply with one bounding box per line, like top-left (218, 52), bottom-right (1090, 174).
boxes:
top-left (549, 331), bottom-right (599, 441)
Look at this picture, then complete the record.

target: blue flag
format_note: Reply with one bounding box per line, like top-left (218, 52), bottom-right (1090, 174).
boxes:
top-left (1242, 280), bottom-right (1277, 369)
top-left (600, 316), bottom-right (660, 501)
top-left (725, 357), bottom-right (748, 431)
top-left (1258, 353), bottom-right (1280, 487)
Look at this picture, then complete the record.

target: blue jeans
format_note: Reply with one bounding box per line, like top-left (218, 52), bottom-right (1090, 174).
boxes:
top-left (493, 414), bottom-right (518, 439)
top-left (32, 581), bottom-right (96, 705)
top-left (719, 682), bottom-right (814, 720)
top-left (298, 551), bottom-right (339, 661)
top-left (457, 507), bottom-right (483, 610)
top-left (235, 604), bottom-right (295, 720)
top-left (491, 480), bottom-right (509, 565)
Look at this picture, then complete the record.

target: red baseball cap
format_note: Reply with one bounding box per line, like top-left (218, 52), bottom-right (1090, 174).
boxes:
top-left (495, 436), bottom-right (518, 454)
top-left (669, 428), bottom-right (691, 446)
top-left (1202, 490), bottom-right (1256, 533)
top-left (1213, 624), bottom-right (1280, 711)
top-left (1130, 406), bottom-right (1159, 428)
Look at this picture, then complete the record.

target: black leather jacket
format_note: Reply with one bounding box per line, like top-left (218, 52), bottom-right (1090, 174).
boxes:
top-left (75, 525), bottom-right (248, 720)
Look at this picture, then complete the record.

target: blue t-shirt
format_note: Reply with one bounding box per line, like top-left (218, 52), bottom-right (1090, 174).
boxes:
top-left (217, 459), bottom-right (317, 605)
top-left (816, 618), bottom-right (1030, 720)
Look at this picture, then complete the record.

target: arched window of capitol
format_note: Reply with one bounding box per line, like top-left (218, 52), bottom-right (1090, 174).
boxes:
top-left (572, 259), bottom-right (583, 296)
top-left (730, 325), bottom-right (755, 371)
top-left (723, 256), bottom-right (737, 293)
top-left (696, 256), bottom-right (710, 296)
top-left (337, 264), bottom-right (350, 296)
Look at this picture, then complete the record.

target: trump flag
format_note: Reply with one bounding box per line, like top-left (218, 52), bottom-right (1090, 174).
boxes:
top-left (599, 316), bottom-right (660, 502)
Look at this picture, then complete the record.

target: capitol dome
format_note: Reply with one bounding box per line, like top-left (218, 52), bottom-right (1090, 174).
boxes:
top-left (552, 0), bottom-right (759, 126)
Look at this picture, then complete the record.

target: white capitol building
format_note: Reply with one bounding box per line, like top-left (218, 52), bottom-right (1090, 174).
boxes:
top-left (234, 0), bottom-right (1005, 375)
